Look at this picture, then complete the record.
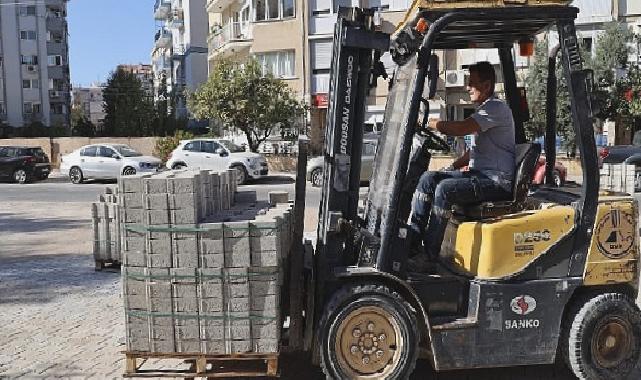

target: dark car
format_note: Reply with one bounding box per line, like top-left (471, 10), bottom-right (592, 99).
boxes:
top-left (0, 146), bottom-right (51, 184)
top-left (599, 130), bottom-right (641, 164)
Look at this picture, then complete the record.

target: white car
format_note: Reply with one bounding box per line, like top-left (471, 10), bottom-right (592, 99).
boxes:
top-left (60, 144), bottom-right (162, 184)
top-left (165, 139), bottom-right (268, 184)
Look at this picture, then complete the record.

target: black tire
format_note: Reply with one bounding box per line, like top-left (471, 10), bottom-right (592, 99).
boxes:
top-left (553, 170), bottom-right (565, 187)
top-left (232, 164), bottom-right (248, 185)
top-left (562, 293), bottom-right (641, 380)
top-left (172, 162), bottom-right (187, 170)
top-left (311, 168), bottom-right (323, 187)
top-left (122, 166), bottom-right (136, 176)
top-left (320, 284), bottom-right (419, 380)
top-left (69, 166), bottom-right (83, 184)
top-left (38, 173), bottom-right (49, 180)
top-left (13, 168), bottom-right (29, 184)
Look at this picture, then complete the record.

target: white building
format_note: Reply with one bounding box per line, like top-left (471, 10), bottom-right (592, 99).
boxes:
top-left (0, 0), bottom-right (71, 130)
top-left (71, 84), bottom-right (106, 129)
top-left (152, 0), bottom-right (209, 119)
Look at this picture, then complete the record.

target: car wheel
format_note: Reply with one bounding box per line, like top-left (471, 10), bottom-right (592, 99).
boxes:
top-left (69, 167), bottom-right (84, 184)
top-left (13, 169), bottom-right (29, 184)
top-left (172, 163), bottom-right (187, 170)
top-left (553, 170), bottom-right (565, 187)
top-left (311, 168), bottom-right (323, 187)
top-left (232, 164), bottom-right (248, 185)
top-left (122, 166), bottom-right (136, 176)
top-left (39, 173), bottom-right (49, 181)
top-left (320, 284), bottom-right (419, 380)
top-left (563, 293), bottom-right (641, 380)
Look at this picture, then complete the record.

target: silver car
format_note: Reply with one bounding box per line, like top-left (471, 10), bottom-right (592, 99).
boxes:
top-left (60, 144), bottom-right (162, 184)
top-left (306, 138), bottom-right (378, 187)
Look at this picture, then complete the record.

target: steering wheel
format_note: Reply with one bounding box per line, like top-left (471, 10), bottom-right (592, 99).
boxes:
top-left (417, 124), bottom-right (451, 152)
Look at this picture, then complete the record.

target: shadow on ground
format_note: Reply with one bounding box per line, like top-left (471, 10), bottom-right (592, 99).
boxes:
top-left (0, 212), bottom-right (89, 233)
top-left (0, 253), bottom-right (120, 305)
top-left (251, 175), bottom-right (295, 185)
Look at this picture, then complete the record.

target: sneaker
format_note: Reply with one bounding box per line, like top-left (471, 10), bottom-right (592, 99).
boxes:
top-left (407, 254), bottom-right (437, 273)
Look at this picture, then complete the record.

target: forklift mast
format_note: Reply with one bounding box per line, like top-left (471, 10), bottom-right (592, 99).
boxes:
top-left (315, 8), bottom-right (389, 307)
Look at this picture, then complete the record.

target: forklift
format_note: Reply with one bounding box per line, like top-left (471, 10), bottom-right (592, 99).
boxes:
top-left (290, 1), bottom-right (641, 379)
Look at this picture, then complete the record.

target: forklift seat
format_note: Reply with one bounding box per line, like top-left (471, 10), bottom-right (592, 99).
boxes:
top-left (454, 143), bottom-right (542, 219)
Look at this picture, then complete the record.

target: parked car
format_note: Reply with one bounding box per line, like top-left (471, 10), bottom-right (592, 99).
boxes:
top-left (0, 146), bottom-right (51, 184)
top-left (60, 144), bottom-right (162, 184)
top-left (532, 157), bottom-right (567, 187)
top-left (599, 130), bottom-right (641, 164)
top-left (165, 139), bottom-right (268, 185)
top-left (306, 136), bottom-right (378, 187)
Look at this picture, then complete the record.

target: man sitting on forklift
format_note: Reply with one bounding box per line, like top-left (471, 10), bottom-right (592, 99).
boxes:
top-left (409, 61), bottom-right (516, 271)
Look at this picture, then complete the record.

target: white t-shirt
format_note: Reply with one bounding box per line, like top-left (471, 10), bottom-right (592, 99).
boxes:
top-left (470, 96), bottom-right (516, 180)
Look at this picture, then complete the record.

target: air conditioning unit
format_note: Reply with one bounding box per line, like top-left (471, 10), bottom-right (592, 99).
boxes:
top-left (27, 65), bottom-right (37, 72)
top-left (445, 70), bottom-right (466, 87)
top-left (50, 91), bottom-right (60, 98)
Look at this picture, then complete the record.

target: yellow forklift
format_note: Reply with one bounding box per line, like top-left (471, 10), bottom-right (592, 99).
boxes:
top-left (292, 1), bottom-right (640, 379)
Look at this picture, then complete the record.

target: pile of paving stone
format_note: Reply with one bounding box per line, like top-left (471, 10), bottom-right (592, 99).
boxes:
top-left (91, 188), bottom-right (122, 269)
top-left (118, 169), bottom-right (292, 355)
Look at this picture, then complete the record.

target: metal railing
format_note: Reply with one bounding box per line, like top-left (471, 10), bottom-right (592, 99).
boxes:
top-left (208, 22), bottom-right (252, 53)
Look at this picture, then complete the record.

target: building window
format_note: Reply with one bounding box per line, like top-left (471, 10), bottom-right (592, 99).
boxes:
top-left (22, 79), bottom-right (39, 89)
top-left (19, 6), bottom-right (36, 16)
top-left (255, 50), bottom-right (295, 78)
top-left (48, 55), bottom-right (63, 66)
top-left (51, 103), bottom-right (66, 115)
top-left (20, 55), bottom-right (38, 65)
top-left (254, 0), bottom-right (295, 21)
top-left (20, 31), bottom-right (37, 40)
top-left (23, 102), bottom-right (32, 114)
top-left (0, 102), bottom-right (5, 115)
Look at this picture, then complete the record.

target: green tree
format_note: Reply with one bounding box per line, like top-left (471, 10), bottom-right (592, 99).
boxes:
top-left (523, 39), bottom-right (549, 140)
top-left (103, 68), bottom-right (155, 136)
top-left (70, 107), bottom-right (95, 137)
top-left (188, 59), bottom-right (306, 152)
top-left (592, 22), bottom-right (633, 86)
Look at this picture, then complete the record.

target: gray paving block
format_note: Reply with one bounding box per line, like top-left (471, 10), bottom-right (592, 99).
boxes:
top-left (253, 338), bottom-right (279, 353)
top-left (123, 208), bottom-right (144, 224)
top-left (224, 238), bottom-right (250, 267)
top-left (198, 223), bottom-right (223, 240)
top-left (173, 253), bottom-right (198, 268)
top-left (171, 208), bottom-right (198, 224)
top-left (150, 325), bottom-right (174, 342)
top-left (144, 176), bottom-right (169, 194)
top-left (235, 191), bottom-right (257, 204)
top-left (227, 297), bottom-right (250, 313)
top-left (268, 191), bottom-right (289, 206)
top-left (149, 297), bottom-right (172, 312)
top-left (124, 294), bottom-right (148, 311)
top-left (168, 175), bottom-right (199, 194)
top-left (249, 220), bottom-right (280, 237)
top-left (199, 297), bottom-right (224, 313)
top-left (175, 339), bottom-right (201, 353)
top-left (148, 239), bottom-right (171, 255)
top-left (201, 253), bottom-right (224, 268)
top-left (119, 174), bottom-right (148, 193)
top-left (145, 209), bottom-right (170, 225)
top-left (250, 235), bottom-right (279, 252)
top-left (123, 275), bottom-right (146, 296)
top-left (251, 320), bottom-right (280, 339)
top-left (122, 193), bottom-right (143, 209)
top-left (144, 193), bottom-right (169, 210)
top-left (251, 295), bottom-right (279, 312)
top-left (250, 250), bottom-right (278, 267)
top-left (148, 252), bottom-right (172, 268)
top-left (168, 193), bottom-right (198, 210)
top-left (223, 222), bottom-right (249, 238)
top-left (123, 250), bottom-right (147, 267)
top-left (201, 340), bottom-right (225, 354)
top-left (229, 340), bottom-right (251, 353)
top-left (174, 319), bottom-right (200, 341)
top-left (126, 337), bottom-right (151, 352)
top-left (200, 315), bottom-right (225, 340)
top-left (150, 339), bottom-right (175, 353)
top-left (249, 279), bottom-right (280, 297)
top-left (173, 238), bottom-right (198, 255)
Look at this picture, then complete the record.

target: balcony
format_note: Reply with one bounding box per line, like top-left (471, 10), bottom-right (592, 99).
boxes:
top-left (155, 29), bottom-right (172, 50)
top-left (311, 74), bottom-right (330, 94)
top-left (206, 0), bottom-right (236, 13)
top-left (154, 0), bottom-right (171, 20)
top-left (208, 22), bottom-right (252, 58)
top-left (172, 44), bottom-right (186, 58)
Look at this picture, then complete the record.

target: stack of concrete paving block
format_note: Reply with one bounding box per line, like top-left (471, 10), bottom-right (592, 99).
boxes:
top-left (600, 163), bottom-right (637, 194)
top-left (91, 188), bottom-right (122, 267)
top-left (120, 169), bottom-right (293, 355)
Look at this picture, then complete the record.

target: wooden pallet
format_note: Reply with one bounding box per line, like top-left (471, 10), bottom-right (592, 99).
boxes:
top-left (123, 351), bottom-right (279, 378)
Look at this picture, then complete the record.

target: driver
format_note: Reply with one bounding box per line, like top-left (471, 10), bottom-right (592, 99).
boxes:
top-left (409, 61), bottom-right (516, 271)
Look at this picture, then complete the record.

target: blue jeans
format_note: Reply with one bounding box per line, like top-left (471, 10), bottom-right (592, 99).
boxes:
top-left (410, 170), bottom-right (512, 259)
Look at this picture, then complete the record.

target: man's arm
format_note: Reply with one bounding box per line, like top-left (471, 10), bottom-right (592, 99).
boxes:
top-left (429, 117), bottom-right (480, 137)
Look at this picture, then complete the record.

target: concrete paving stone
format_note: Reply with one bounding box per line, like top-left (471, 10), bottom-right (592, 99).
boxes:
top-left (224, 221), bottom-right (250, 238)
top-left (251, 320), bottom-right (280, 339)
top-left (150, 339), bottom-right (175, 353)
top-left (201, 253), bottom-right (225, 268)
top-left (168, 192), bottom-right (198, 210)
top-left (124, 294), bottom-right (148, 311)
top-left (144, 193), bottom-right (169, 210)
top-left (229, 339), bottom-right (251, 353)
top-left (175, 339), bottom-right (201, 353)
top-left (173, 253), bottom-right (198, 268)
top-left (173, 238), bottom-right (198, 255)
top-left (250, 279), bottom-right (280, 297)
top-left (200, 315), bottom-right (225, 341)
top-left (228, 297), bottom-right (250, 313)
top-left (224, 238), bottom-right (251, 267)
top-left (250, 249), bottom-right (279, 267)
top-left (200, 297), bottom-right (224, 313)
top-left (149, 297), bottom-right (172, 312)
top-left (148, 238), bottom-right (172, 255)
top-left (201, 340), bottom-right (225, 354)
top-left (145, 209), bottom-right (170, 225)
top-left (119, 174), bottom-right (148, 193)
top-left (251, 295), bottom-right (279, 312)
top-left (144, 176), bottom-right (169, 194)
top-left (174, 297), bottom-right (199, 313)
top-left (253, 338), bottom-right (279, 353)
top-left (168, 175), bottom-right (199, 194)
top-left (171, 208), bottom-right (198, 224)
top-left (123, 208), bottom-right (144, 224)
top-left (147, 252), bottom-right (172, 268)
top-left (122, 193), bottom-right (144, 209)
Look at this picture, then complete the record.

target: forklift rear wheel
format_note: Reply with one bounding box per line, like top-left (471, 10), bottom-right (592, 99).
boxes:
top-left (565, 293), bottom-right (641, 380)
top-left (311, 168), bottom-right (323, 187)
top-left (320, 284), bottom-right (419, 379)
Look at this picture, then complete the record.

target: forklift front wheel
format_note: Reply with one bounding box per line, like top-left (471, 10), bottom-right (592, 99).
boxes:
top-left (565, 293), bottom-right (641, 380)
top-left (320, 284), bottom-right (419, 379)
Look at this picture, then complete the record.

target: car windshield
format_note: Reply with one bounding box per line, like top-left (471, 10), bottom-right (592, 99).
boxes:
top-left (219, 140), bottom-right (245, 153)
top-left (114, 145), bottom-right (142, 157)
top-left (21, 148), bottom-right (45, 157)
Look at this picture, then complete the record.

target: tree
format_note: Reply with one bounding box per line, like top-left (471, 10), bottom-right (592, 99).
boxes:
top-left (188, 59), bottom-right (306, 152)
top-left (523, 39), bottom-right (549, 141)
top-left (103, 68), bottom-right (155, 136)
top-left (70, 107), bottom-right (95, 137)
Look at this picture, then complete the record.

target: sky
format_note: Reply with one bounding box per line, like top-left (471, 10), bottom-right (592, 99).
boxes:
top-left (68, 0), bottom-right (156, 87)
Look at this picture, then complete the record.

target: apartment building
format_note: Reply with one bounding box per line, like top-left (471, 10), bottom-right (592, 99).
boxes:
top-left (71, 84), bottom-right (106, 129)
top-left (152, 0), bottom-right (209, 119)
top-left (0, 0), bottom-right (71, 130)
top-left (117, 64), bottom-right (155, 98)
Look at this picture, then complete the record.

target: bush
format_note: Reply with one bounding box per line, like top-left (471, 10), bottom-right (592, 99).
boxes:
top-left (154, 130), bottom-right (194, 163)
